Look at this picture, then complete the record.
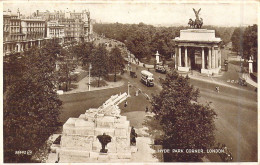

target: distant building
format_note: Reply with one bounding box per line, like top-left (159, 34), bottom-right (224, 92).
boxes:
top-left (3, 9), bottom-right (93, 56)
top-left (3, 9), bottom-right (25, 55)
top-left (47, 20), bottom-right (65, 43)
top-left (21, 19), bottom-right (46, 48)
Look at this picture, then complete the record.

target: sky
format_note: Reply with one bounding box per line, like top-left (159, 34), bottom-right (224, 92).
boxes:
top-left (3, 1), bottom-right (259, 27)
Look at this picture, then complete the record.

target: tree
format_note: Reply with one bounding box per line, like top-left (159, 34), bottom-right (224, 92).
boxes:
top-left (243, 24), bottom-right (257, 61)
top-left (231, 27), bottom-right (245, 55)
top-left (109, 47), bottom-right (125, 82)
top-left (56, 48), bottom-right (77, 91)
top-left (89, 44), bottom-right (109, 87)
top-left (71, 42), bottom-right (94, 66)
top-left (3, 53), bottom-right (25, 92)
top-left (151, 70), bottom-right (217, 162)
top-left (4, 46), bottom-right (62, 163)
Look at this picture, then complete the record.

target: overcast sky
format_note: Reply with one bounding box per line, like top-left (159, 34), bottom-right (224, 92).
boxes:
top-left (3, 1), bottom-right (259, 27)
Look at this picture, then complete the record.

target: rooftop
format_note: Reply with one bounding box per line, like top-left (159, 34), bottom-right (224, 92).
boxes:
top-left (174, 29), bottom-right (221, 43)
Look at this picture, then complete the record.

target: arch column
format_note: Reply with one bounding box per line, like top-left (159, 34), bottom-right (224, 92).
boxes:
top-left (218, 48), bottom-right (221, 67)
top-left (215, 47), bottom-right (218, 68)
top-left (212, 47), bottom-right (215, 68)
top-left (208, 47), bottom-right (212, 69)
top-left (185, 46), bottom-right (188, 67)
top-left (201, 47), bottom-right (205, 69)
top-left (179, 46), bottom-right (182, 67)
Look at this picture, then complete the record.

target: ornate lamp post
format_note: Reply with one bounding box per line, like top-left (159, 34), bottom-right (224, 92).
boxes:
top-left (128, 82), bottom-right (130, 96)
top-left (88, 63), bottom-right (92, 91)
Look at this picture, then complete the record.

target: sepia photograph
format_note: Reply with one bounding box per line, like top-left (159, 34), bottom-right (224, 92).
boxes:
top-left (2, 0), bottom-right (259, 164)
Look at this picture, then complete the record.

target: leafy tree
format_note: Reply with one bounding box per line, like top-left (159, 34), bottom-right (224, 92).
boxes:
top-left (3, 53), bottom-right (25, 92)
top-left (56, 48), bottom-right (77, 91)
top-left (93, 23), bottom-right (235, 62)
top-left (243, 24), bottom-right (257, 61)
top-left (231, 27), bottom-right (245, 55)
top-left (4, 46), bottom-right (62, 163)
top-left (151, 70), bottom-right (217, 162)
top-left (109, 47), bottom-right (125, 82)
top-left (89, 44), bottom-right (109, 87)
top-left (71, 42), bottom-right (94, 66)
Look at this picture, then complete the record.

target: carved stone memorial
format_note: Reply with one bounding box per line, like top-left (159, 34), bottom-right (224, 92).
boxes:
top-left (56, 92), bottom-right (135, 162)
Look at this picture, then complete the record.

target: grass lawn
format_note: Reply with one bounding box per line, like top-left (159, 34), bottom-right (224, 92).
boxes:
top-left (228, 60), bottom-right (248, 67)
top-left (59, 85), bottom-right (127, 123)
top-left (91, 79), bottom-right (108, 87)
top-left (140, 57), bottom-right (156, 65)
top-left (105, 74), bottom-right (123, 82)
top-left (118, 89), bottom-right (152, 128)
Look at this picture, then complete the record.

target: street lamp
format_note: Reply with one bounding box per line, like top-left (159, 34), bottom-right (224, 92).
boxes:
top-left (128, 53), bottom-right (130, 71)
top-left (88, 63), bottom-right (92, 91)
top-left (128, 82), bottom-right (130, 96)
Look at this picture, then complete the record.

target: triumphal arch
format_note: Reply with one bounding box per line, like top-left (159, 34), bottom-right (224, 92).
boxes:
top-left (173, 8), bottom-right (222, 75)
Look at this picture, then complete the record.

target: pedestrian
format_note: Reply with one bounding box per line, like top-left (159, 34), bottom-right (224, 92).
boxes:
top-left (215, 86), bottom-right (219, 93)
top-left (145, 106), bottom-right (149, 113)
top-left (124, 101), bottom-right (128, 107)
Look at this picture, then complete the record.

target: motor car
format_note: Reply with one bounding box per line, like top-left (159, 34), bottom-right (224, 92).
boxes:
top-left (155, 65), bottom-right (166, 74)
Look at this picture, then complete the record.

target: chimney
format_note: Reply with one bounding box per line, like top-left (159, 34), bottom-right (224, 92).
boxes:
top-left (17, 8), bottom-right (20, 18)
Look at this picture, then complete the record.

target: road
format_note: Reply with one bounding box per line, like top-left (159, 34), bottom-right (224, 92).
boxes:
top-left (60, 39), bottom-right (257, 162)
top-left (126, 63), bottom-right (257, 162)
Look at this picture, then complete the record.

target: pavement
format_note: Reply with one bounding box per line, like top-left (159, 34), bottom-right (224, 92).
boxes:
top-left (63, 76), bottom-right (125, 95)
top-left (124, 61), bottom-right (257, 162)
top-left (242, 73), bottom-right (257, 88)
top-left (56, 39), bottom-right (257, 162)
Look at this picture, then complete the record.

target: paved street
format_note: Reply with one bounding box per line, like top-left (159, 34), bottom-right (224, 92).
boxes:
top-left (127, 62), bottom-right (257, 162)
top-left (59, 40), bottom-right (257, 162)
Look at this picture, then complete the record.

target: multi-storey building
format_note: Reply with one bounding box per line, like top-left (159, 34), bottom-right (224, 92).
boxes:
top-left (3, 9), bottom-right (93, 56)
top-left (34, 10), bottom-right (65, 21)
top-left (3, 10), bottom-right (26, 55)
top-left (59, 18), bottom-right (85, 42)
top-left (21, 19), bottom-right (46, 49)
top-left (47, 20), bottom-right (65, 43)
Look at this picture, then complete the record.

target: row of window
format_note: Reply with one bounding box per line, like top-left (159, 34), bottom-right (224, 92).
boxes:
top-left (26, 22), bottom-right (45, 27)
top-left (10, 21), bottom-right (20, 26)
top-left (10, 27), bottom-right (20, 33)
top-left (10, 35), bottom-right (24, 41)
top-left (49, 32), bottom-right (64, 35)
top-left (25, 28), bottom-right (45, 32)
top-left (49, 29), bottom-right (64, 32)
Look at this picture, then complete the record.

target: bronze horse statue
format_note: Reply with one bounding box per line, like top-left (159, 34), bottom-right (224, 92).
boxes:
top-left (188, 18), bottom-right (203, 29)
top-left (188, 8), bottom-right (203, 29)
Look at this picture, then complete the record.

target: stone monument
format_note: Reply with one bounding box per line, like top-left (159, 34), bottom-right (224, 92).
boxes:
top-left (56, 92), bottom-right (135, 162)
top-left (155, 51), bottom-right (160, 64)
top-left (248, 57), bottom-right (253, 73)
top-left (174, 8), bottom-right (222, 75)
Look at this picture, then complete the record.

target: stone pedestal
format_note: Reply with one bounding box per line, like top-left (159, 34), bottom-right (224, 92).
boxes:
top-left (57, 92), bottom-right (134, 162)
top-left (248, 59), bottom-right (253, 73)
top-left (178, 66), bottom-right (189, 72)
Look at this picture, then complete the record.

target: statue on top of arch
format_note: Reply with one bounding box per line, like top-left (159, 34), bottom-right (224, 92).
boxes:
top-left (188, 8), bottom-right (203, 29)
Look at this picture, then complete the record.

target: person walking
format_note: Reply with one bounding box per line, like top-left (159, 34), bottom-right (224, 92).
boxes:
top-left (124, 101), bottom-right (128, 107)
top-left (145, 106), bottom-right (149, 113)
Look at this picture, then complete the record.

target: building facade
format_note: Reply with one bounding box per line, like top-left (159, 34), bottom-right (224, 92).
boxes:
top-left (3, 11), bottom-right (25, 55)
top-left (3, 9), bottom-right (93, 56)
top-left (173, 29), bottom-right (222, 75)
top-left (47, 20), bottom-right (65, 43)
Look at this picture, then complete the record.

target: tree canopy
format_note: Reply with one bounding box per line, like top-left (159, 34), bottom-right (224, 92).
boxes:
top-left (109, 46), bottom-right (125, 82)
top-left (89, 44), bottom-right (109, 87)
top-left (151, 70), bottom-right (217, 162)
top-left (231, 24), bottom-right (257, 61)
top-left (94, 23), bottom-right (236, 61)
top-left (4, 43), bottom-right (62, 163)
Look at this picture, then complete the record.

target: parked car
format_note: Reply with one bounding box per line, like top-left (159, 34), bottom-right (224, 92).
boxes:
top-left (238, 77), bottom-right (247, 86)
top-left (155, 65), bottom-right (166, 74)
top-left (130, 71), bottom-right (137, 78)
